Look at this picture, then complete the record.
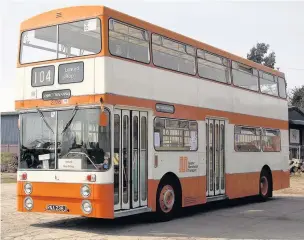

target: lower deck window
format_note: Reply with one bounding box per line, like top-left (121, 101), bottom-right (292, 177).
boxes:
top-left (234, 125), bottom-right (281, 152)
top-left (234, 126), bottom-right (261, 152)
top-left (262, 129), bottom-right (281, 152)
top-left (154, 117), bottom-right (198, 151)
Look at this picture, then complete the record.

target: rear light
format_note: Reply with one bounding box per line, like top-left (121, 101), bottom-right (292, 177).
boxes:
top-left (86, 174), bottom-right (96, 182)
top-left (19, 172), bottom-right (27, 180)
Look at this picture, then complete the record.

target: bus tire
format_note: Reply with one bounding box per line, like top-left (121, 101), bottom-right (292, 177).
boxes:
top-left (259, 169), bottom-right (272, 201)
top-left (156, 178), bottom-right (180, 221)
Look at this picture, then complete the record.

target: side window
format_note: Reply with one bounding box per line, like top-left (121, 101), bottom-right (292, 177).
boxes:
top-left (278, 77), bottom-right (287, 98)
top-left (262, 129), bottom-right (281, 152)
top-left (232, 62), bottom-right (259, 91)
top-left (259, 71), bottom-right (278, 96)
top-left (152, 34), bottom-right (196, 75)
top-left (154, 117), bottom-right (198, 151)
top-left (234, 126), bottom-right (261, 152)
top-left (109, 19), bottom-right (150, 63)
top-left (197, 49), bottom-right (230, 83)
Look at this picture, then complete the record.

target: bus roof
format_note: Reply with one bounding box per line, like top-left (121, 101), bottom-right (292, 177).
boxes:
top-left (20, 5), bottom-right (285, 78)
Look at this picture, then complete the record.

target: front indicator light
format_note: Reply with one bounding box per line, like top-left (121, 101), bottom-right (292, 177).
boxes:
top-left (24, 197), bottom-right (33, 210)
top-left (81, 200), bottom-right (92, 214)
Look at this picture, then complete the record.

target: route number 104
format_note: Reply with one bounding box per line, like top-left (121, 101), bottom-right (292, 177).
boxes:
top-left (31, 66), bottom-right (54, 87)
top-left (34, 70), bottom-right (51, 84)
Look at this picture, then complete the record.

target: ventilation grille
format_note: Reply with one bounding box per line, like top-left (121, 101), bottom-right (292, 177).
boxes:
top-left (56, 12), bottom-right (62, 18)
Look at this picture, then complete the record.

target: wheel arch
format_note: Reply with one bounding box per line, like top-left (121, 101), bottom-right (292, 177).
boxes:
top-left (157, 172), bottom-right (182, 206)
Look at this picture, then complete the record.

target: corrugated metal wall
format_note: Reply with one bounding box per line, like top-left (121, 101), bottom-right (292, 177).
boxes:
top-left (1, 114), bottom-right (19, 144)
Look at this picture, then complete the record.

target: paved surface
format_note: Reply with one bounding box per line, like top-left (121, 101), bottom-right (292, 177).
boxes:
top-left (1, 183), bottom-right (304, 240)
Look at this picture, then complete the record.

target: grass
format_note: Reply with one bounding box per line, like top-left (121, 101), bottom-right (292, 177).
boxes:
top-left (1, 152), bottom-right (14, 164)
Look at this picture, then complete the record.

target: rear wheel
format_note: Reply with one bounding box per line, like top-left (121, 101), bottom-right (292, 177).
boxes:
top-left (259, 169), bottom-right (272, 200)
top-left (156, 180), bottom-right (180, 221)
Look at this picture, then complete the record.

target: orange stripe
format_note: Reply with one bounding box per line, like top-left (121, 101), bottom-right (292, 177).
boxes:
top-left (15, 93), bottom-right (288, 130)
top-left (20, 6), bottom-right (105, 31)
top-left (273, 170), bottom-right (290, 190)
top-left (148, 179), bottom-right (159, 211)
top-left (19, 6), bottom-right (283, 78)
top-left (180, 176), bottom-right (206, 207)
top-left (226, 170), bottom-right (289, 199)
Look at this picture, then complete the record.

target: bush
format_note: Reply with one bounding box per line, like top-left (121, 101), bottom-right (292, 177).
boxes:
top-left (1, 152), bottom-right (18, 173)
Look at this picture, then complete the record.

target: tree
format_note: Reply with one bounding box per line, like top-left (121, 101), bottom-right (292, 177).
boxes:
top-left (289, 85), bottom-right (304, 108)
top-left (247, 43), bottom-right (276, 69)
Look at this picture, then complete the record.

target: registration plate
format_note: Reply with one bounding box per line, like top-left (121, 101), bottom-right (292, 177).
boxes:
top-left (46, 204), bottom-right (68, 212)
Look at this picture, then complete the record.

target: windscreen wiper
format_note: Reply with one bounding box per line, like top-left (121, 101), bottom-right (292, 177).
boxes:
top-left (37, 108), bottom-right (54, 134)
top-left (61, 106), bottom-right (78, 134)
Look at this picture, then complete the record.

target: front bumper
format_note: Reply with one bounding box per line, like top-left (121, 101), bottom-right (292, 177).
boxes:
top-left (17, 181), bottom-right (114, 218)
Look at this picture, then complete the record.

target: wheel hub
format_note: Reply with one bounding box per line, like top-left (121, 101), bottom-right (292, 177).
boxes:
top-left (159, 185), bottom-right (175, 213)
top-left (260, 176), bottom-right (268, 196)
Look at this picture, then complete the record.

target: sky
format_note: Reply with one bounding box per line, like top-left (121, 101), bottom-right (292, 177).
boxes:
top-left (0, 0), bottom-right (303, 112)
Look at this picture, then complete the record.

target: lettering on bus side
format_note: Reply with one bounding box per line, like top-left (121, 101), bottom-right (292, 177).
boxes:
top-left (179, 156), bottom-right (198, 173)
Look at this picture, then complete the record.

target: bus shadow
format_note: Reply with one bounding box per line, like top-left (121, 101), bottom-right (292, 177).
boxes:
top-left (31, 196), bottom-right (304, 240)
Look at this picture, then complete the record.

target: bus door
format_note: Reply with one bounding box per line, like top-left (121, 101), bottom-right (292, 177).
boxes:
top-left (114, 109), bottom-right (148, 211)
top-left (206, 118), bottom-right (226, 197)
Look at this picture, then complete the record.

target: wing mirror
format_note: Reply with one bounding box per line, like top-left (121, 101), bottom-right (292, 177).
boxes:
top-left (99, 97), bottom-right (108, 127)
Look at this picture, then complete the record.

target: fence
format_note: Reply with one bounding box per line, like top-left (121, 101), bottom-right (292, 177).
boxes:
top-left (1, 144), bottom-right (19, 155)
top-left (289, 145), bottom-right (304, 160)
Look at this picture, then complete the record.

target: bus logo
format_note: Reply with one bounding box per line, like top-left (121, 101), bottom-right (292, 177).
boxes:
top-left (179, 156), bottom-right (188, 172)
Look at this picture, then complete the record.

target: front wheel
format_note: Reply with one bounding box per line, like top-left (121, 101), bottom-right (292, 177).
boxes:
top-left (259, 170), bottom-right (272, 201)
top-left (156, 181), bottom-right (180, 221)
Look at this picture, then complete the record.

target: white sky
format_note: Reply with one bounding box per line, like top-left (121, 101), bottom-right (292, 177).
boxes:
top-left (0, 0), bottom-right (304, 112)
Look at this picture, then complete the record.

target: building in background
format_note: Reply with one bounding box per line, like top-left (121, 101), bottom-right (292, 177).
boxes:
top-left (288, 106), bottom-right (304, 160)
top-left (1, 111), bottom-right (19, 155)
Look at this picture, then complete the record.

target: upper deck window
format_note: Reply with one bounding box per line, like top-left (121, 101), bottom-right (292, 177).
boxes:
top-left (259, 71), bottom-right (278, 96)
top-left (152, 34), bottom-right (196, 75)
top-left (109, 19), bottom-right (150, 63)
top-left (197, 49), bottom-right (230, 83)
top-left (20, 18), bottom-right (101, 64)
top-left (232, 61), bottom-right (259, 91)
top-left (278, 77), bottom-right (287, 98)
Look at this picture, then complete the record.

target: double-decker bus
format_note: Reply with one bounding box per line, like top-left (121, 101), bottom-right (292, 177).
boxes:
top-left (16, 5), bottom-right (289, 221)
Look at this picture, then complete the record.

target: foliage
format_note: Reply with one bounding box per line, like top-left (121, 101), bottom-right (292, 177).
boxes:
top-left (1, 152), bottom-right (18, 173)
top-left (289, 85), bottom-right (304, 108)
top-left (247, 43), bottom-right (276, 69)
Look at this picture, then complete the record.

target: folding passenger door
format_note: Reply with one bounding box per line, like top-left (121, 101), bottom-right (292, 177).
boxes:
top-left (114, 109), bottom-right (148, 211)
top-left (206, 118), bottom-right (226, 197)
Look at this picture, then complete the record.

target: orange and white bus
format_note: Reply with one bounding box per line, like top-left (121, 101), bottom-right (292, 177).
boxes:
top-left (16, 5), bottom-right (290, 220)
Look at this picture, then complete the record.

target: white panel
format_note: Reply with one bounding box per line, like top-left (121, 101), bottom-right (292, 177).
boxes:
top-left (23, 58), bottom-right (95, 100)
top-left (105, 57), bottom-right (198, 106)
top-left (198, 121), bottom-right (206, 177)
top-left (198, 80), bottom-right (233, 113)
top-left (94, 57), bottom-right (105, 94)
top-left (17, 169), bottom-right (113, 184)
top-left (15, 68), bottom-right (25, 100)
top-left (104, 57), bottom-right (288, 121)
top-left (152, 152), bottom-right (199, 180)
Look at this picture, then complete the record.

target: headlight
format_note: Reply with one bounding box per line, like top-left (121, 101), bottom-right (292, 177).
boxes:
top-left (24, 197), bottom-right (33, 210)
top-left (81, 200), bottom-right (92, 214)
top-left (24, 183), bottom-right (32, 195)
top-left (80, 184), bottom-right (91, 198)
